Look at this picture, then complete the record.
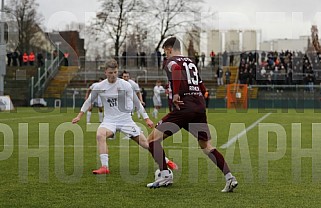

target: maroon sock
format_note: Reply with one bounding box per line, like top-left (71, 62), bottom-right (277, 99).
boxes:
top-left (149, 141), bottom-right (168, 171)
top-left (208, 149), bottom-right (230, 175)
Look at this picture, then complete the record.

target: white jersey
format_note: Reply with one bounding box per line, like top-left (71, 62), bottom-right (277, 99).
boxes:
top-left (154, 85), bottom-right (165, 98)
top-left (153, 85), bottom-right (165, 106)
top-left (81, 78), bottom-right (148, 122)
top-left (89, 82), bottom-right (99, 90)
top-left (127, 79), bottom-right (140, 93)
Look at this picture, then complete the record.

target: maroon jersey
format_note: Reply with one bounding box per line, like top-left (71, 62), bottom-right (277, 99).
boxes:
top-left (164, 56), bottom-right (206, 113)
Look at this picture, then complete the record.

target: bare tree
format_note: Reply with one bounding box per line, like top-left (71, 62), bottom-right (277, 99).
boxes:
top-left (92, 0), bottom-right (146, 58)
top-left (5, 0), bottom-right (43, 52)
top-left (146, 0), bottom-right (204, 52)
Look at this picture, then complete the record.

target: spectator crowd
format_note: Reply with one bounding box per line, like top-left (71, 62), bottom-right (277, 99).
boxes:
top-left (6, 51), bottom-right (44, 67)
top-left (237, 50), bottom-right (321, 90)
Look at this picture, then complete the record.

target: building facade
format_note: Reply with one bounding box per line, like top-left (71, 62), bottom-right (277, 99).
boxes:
top-left (260, 36), bottom-right (309, 52)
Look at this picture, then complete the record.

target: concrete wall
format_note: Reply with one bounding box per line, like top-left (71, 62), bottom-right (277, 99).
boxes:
top-left (243, 30), bottom-right (257, 51)
top-left (225, 30), bottom-right (240, 52)
top-left (207, 30), bottom-right (222, 55)
top-left (192, 29), bottom-right (309, 54)
top-left (260, 36), bottom-right (309, 52)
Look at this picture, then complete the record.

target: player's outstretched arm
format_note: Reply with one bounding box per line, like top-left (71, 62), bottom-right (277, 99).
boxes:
top-left (72, 91), bottom-right (98, 124)
top-left (72, 112), bottom-right (84, 124)
top-left (144, 118), bottom-right (154, 128)
top-left (85, 88), bottom-right (91, 100)
top-left (135, 91), bottom-right (144, 106)
top-left (133, 91), bottom-right (149, 117)
top-left (171, 63), bottom-right (184, 110)
top-left (199, 82), bottom-right (207, 96)
top-left (172, 94), bottom-right (184, 110)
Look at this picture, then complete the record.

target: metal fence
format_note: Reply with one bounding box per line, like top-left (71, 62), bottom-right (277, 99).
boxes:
top-left (39, 84), bottom-right (321, 110)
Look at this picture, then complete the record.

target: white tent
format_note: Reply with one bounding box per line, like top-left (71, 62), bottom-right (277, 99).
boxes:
top-left (0, 96), bottom-right (14, 111)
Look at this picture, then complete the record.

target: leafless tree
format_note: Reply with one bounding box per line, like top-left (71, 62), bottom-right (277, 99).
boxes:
top-left (146, 0), bottom-right (204, 52)
top-left (91, 0), bottom-right (146, 58)
top-left (5, 0), bottom-right (43, 53)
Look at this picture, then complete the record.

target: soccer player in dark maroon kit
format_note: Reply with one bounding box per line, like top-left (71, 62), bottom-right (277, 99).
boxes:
top-left (146, 37), bottom-right (238, 192)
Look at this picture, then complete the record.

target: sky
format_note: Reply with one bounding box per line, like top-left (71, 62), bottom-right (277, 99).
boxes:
top-left (34, 0), bottom-right (321, 41)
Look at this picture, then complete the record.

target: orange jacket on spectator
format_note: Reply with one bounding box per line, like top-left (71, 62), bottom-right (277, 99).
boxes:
top-left (29, 52), bottom-right (35, 62)
top-left (23, 53), bottom-right (29, 63)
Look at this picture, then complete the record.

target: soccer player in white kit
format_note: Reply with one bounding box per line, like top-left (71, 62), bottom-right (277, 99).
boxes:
top-left (152, 80), bottom-right (165, 118)
top-left (121, 71), bottom-right (144, 119)
top-left (72, 59), bottom-right (177, 174)
top-left (121, 71), bottom-right (144, 106)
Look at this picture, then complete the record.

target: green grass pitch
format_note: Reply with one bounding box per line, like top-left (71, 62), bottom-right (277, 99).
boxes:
top-left (1, 107), bottom-right (321, 207)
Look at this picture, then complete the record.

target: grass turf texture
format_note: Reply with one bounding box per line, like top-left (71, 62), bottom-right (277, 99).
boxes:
top-left (1, 107), bottom-right (321, 207)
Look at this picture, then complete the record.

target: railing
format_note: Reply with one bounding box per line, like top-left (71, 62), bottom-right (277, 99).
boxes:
top-left (30, 56), bottom-right (64, 98)
top-left (250, 84), bottom-right (321, 96)
top-left (79, 55), bottom-right (160, 70)
top-left (136, 75), bottom-right (168, 85)
top-left (47, 84), bottom-right (321, 109)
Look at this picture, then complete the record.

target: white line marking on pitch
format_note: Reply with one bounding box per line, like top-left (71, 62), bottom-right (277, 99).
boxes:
top-left (0, 114), bottom-right (63, 122)
top-left (220, 112), bottom-right (272, 149)
top-left (1, 144), bottom-right (199, 149)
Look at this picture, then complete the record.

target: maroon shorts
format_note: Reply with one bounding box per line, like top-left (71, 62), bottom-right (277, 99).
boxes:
top-left (156, 110), bottom-right (211, 141)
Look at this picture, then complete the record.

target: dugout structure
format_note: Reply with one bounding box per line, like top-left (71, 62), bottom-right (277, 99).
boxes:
top-left (0, 95), bottom-right (14, 111)
top-left (226, 84), bottom-right (248, 109)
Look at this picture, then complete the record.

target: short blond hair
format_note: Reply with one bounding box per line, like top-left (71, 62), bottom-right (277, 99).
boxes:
top-left (105, 59), bottom-right (118, 70)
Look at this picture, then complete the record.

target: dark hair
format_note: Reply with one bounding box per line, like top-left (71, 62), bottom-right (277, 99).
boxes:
top-left (162, 36), bottom-right (181, 51)
top-left (121, 70), bottom-right (129, 76)
top-left (105, 59), bottom-right (118, 69)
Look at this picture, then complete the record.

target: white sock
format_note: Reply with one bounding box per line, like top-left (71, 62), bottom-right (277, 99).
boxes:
top-left (165, 157), bottom-right (169, 163)
top-left (153, 108), bottom-right (158, 117)
top-left (98, 112), bottom-right (103, 122)
top-left (100, 154), bottom-right (109, 167)
top-left (87, 111), bottom-right (92, 123)
top-left (225, 172), bottom-right (233, 181)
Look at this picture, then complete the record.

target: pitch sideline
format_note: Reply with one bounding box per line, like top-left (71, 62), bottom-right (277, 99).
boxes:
top-left (220, 112), bottom-right (272, 149)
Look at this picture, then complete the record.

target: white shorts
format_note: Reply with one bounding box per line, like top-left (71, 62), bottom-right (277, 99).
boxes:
top-left (153, 96), bottom-right (162, 107)
top-left (98, 120), bottom-right (141, 138)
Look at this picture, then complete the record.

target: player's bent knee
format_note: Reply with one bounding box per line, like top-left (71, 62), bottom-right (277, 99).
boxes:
top-left (134, 135), bottom-right (149, 149)
top-left (141, 141), bottom-right (149, 149)
top-left (96, 131), bottom-right (109, 142)
top-left (147, 135), bottom-right (155, 143)
top-left (198, 141), bottom-right (214, 155)
top-left (96, 133), bottom-right (105, 142)
top-left (148, 128), bottom-right (168, 143)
